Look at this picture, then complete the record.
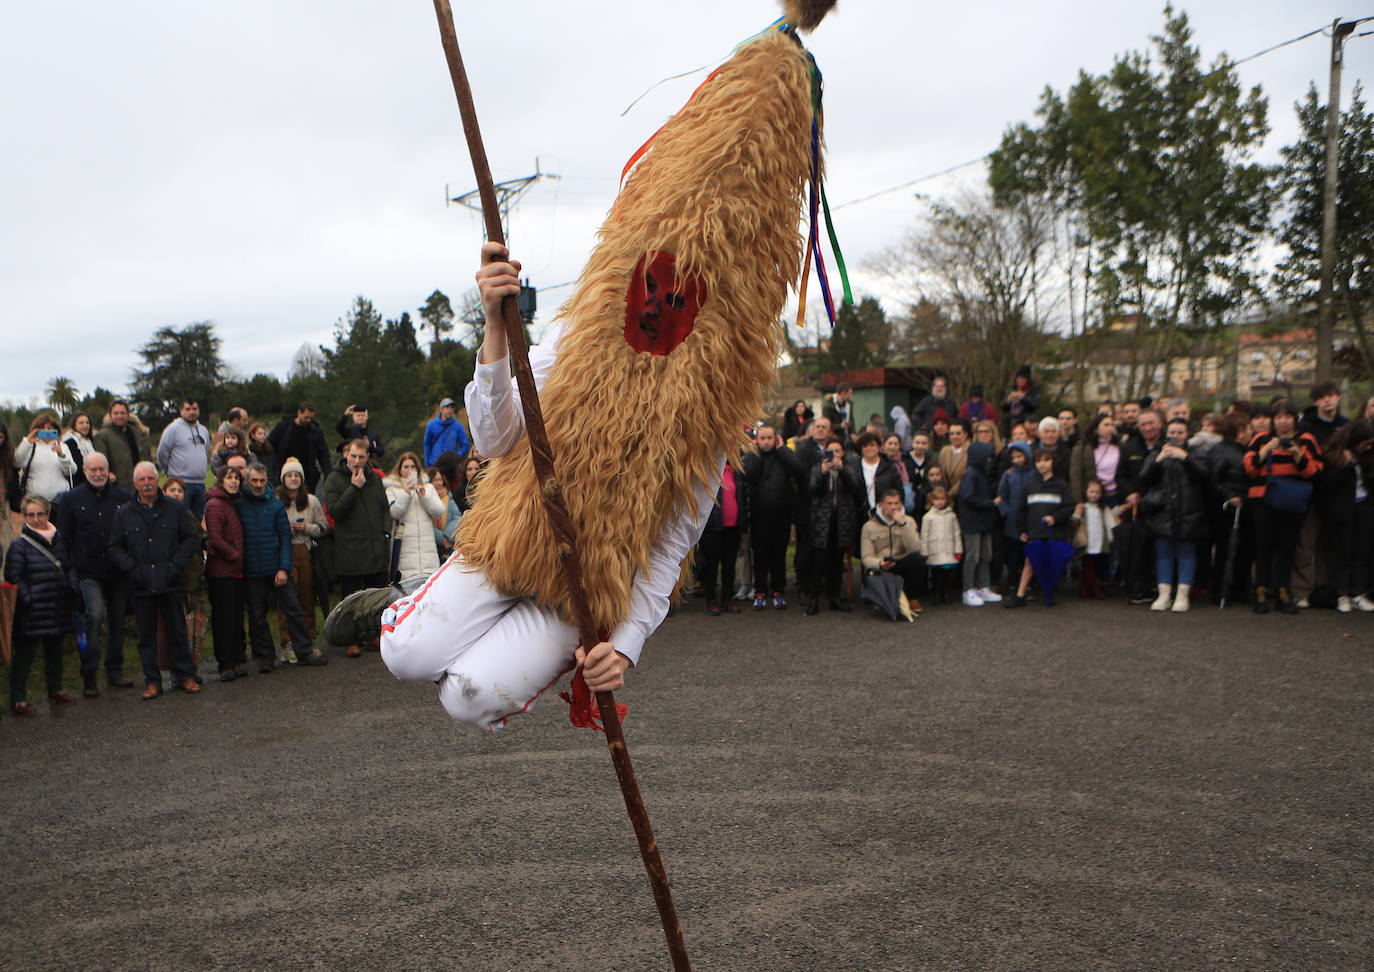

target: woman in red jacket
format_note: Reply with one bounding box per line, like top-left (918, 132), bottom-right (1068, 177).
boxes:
top-left (1243, 399), bottom-right (1322, 614)
top-left (204, 466), bottom-right (247, 680)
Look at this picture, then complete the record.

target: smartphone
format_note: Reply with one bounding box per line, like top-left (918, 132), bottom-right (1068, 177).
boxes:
top-left (36, 429), bottom-right (58, 441)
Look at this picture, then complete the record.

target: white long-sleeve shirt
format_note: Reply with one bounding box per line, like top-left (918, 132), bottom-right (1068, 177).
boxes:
top-left (463, 323), bottom-right (718, 666)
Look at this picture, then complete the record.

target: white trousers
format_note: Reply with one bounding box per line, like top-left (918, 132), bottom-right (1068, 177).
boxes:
top-left (380, 556), bottom-right (578, 731)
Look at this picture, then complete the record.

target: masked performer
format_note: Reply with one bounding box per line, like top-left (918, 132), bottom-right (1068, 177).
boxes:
top-left (326, 2), bottom-right (841, 730)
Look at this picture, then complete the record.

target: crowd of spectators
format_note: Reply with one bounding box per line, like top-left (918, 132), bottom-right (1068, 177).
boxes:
top-left (0, 397), bottom-right (472, 715)
top-left (694, 375), bottom-right (1374, 625)
top-left (2, 370), bottom-right (1371, 717)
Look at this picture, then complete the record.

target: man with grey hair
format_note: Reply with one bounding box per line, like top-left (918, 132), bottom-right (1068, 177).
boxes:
top-left (107, 461), bottom-right (202, 698)
top-left (55, 451), bottom-right (134, 696)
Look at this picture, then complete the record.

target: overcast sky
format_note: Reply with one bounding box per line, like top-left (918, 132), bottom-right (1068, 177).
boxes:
top-left (3, 1), bottom-right (1370, 405)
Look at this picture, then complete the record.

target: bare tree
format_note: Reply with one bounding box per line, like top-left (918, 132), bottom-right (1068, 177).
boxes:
top-left (871, 189), bottom-right (1058, 399)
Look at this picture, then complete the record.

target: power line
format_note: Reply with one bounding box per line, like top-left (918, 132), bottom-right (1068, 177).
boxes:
top-left (831, 21), bottom-right (1352, 213)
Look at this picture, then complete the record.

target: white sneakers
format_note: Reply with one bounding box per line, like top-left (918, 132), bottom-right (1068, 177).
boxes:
top-left (1336, 595), bottom-right (1352, 614)
top-left (977, 587), bottom-right (1002, 603)
top-left (1353, 594), bottom-right (1374, 613)
top-left (962, 589), bottom-right (984, 607)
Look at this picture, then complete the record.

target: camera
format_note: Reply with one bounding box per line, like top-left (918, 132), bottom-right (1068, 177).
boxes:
top-left (1279, 436), bottom-right (1293, 449)
top-left (36, 429), bottom-right (58, 441)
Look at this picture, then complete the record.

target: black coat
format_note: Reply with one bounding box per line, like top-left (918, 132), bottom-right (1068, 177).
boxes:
top-left (743, 445), bottom-right (802, 521)
top-left (1138, 445), bottom-right (1211, 542)
top-left (267, 416), bottom-right (332, 490)
top-left (54, 480), bottom-right (132, 580)
top-left (705, 465), bottom-right (751, 532)
top-left (107, 492), bottom-right (201, 597)
top-left (854, 455), bottom-right (903, 520)
top-left (5, 527), bottom-right (79, 639)
top-left (1201, 436), bottom-right (1247, 505)
top-left (792, 437), bottom-right (828, 525)
top-left (1117, 432), bottom-right (1160, 499)
top-left (336, 412), bottom-right (386, 460)
top-left (808, 460), bottom-right (861, 549)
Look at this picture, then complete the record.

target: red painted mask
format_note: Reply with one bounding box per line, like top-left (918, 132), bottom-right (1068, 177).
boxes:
top-left (623, 252), bottom-right (704, 355)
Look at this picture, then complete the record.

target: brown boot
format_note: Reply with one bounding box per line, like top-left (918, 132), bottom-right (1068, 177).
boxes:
top-left (83, 673), bottom-right (100, 698)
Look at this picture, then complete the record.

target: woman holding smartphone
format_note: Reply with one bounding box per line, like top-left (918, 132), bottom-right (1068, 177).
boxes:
top-left (1243, 399), bottom-right (1323, 614)
top-left (384, 451), bottom-right (445, 583)
top-left (15, 413), bottom-right (78, 503)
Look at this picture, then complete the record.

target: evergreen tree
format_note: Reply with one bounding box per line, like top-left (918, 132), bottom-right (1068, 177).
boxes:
top-left (129, 322), bottom-right (225, 432)
top-left (989, 6), bottom-right (1275, 398)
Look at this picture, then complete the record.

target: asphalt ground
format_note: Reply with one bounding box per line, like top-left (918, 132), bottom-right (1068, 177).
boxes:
top-left (1, 593), bottom-right (1370, 971)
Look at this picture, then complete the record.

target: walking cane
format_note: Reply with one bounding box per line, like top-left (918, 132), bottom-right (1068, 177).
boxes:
top-left (1219, 501), bottom-right (1241, 609)
top-left (428, 4), bottom-right (690, 968)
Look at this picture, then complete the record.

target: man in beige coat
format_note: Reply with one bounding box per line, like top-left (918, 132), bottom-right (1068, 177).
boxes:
top-left (860, 489), bottom-right (924, 613)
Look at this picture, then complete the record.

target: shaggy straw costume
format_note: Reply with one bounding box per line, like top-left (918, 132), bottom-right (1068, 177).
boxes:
top-left (457, 25), bottom-right (825, 637)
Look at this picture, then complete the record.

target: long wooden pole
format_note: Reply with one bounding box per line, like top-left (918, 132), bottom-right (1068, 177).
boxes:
top-left (429, 4), bottom-right (690, 969)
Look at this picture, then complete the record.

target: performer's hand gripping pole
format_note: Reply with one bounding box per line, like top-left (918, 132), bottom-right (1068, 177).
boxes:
top-left (429, 4), bottom-right (690, 969)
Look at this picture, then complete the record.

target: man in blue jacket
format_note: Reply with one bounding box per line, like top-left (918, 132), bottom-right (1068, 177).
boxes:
top-left (423, 398), bottom-right (469, 466)
top-left (54, 452), bottom-right (134, 696)
top-left (237, 462), bottom-right (327, 671)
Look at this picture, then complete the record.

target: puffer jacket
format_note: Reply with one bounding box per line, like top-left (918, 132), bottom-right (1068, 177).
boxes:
top-left (204, 485), bottom-right (244, 579)
top-left (4, 527), bottom-right (79, 639)
top-left (808, 459), bottom-right (861, 549)
top-left (1138, 445), bottom-right (1212, 542)
top-left (107, 492), bottom-right (200, 597)
top-left (235, 488), bottom-right (293, 579)
top-left (384, 475), bottom-right (446, 581)
top-left (54, 479), bottom-right (132, 580)
top-left (919, 507), bottom-right (962, 566)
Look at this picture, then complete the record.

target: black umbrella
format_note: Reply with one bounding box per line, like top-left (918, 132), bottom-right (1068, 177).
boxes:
top-left (862, 570), bottom-right (910, 621)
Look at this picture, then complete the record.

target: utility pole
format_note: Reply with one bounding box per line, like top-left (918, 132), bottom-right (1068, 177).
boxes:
top-left (1317, 19), bottom-right (1358, 383)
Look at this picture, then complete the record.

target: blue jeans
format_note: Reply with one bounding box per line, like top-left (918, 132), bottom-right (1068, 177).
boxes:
top-left (1154, 537), bottom-right (1196, 586)
top-left (79, 576), bottom-right (128, 677)
top-left (181, 480), bottom-right (207, 519)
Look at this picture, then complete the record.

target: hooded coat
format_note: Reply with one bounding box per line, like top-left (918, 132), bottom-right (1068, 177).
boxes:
top-left (957, 441), bottom-right (999, 534)
top-left (996, 441), bottom-right (1034, 539)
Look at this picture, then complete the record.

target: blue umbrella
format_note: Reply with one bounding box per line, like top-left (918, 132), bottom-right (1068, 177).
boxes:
top-left (1023, 538), bottom-right (1076, 607)
top-left (73, 612), bottom-right (89, 662)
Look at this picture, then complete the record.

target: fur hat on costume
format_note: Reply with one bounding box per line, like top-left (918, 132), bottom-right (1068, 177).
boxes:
top-left (458, 5), bottom-right (839, 634)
